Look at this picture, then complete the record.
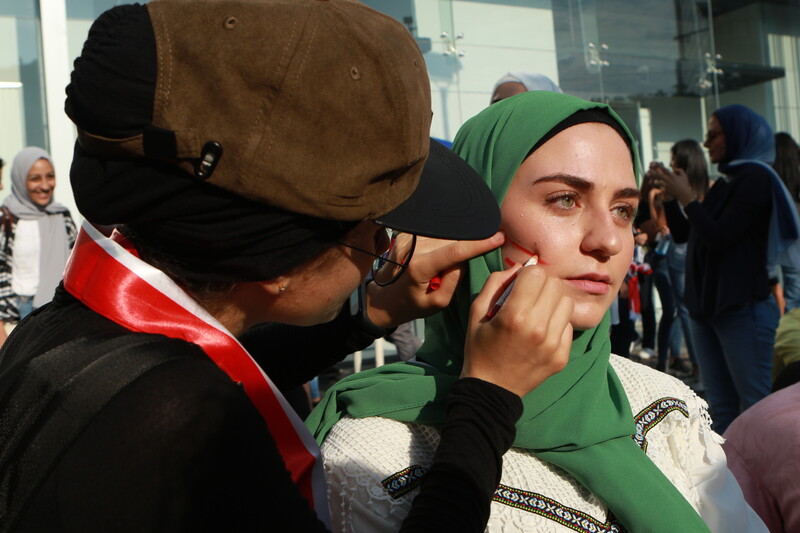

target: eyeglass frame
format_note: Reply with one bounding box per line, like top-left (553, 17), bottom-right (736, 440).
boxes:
top-left (339, 230), bottom-right (417, 287)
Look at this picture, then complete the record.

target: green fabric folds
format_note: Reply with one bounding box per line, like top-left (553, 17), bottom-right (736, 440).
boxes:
top-left (307, 91), bottom-right (710, 532)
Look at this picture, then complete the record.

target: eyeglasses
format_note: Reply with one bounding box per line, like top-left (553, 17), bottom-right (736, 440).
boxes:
top-left (340, 228), bottom-right (417, 287)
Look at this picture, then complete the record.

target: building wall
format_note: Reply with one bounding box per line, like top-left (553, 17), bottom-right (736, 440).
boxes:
top-left (414, 0), bottom-right (558, 141)
top-left (1, 0), bottom-right (800, 221)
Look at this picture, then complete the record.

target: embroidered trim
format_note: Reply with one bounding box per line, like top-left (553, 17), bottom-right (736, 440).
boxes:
top-left (631, 397), bottom-right (689, 453)
top-left (494, 485), bottom-right (625, 533)
top-left (380, 397), bottom-right (688, 530)
top-left (381, 467), bottom-right (626, 532)
top-left (381, 465), bottom-right (427, 499)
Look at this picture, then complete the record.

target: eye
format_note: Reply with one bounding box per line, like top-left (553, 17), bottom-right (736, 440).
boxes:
top-left (613, 203), bottom-right (637, 221)
top-left (547, 192), bottom-right (578, 209)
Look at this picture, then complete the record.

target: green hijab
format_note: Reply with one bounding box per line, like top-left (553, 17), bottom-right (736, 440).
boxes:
top-left (307, 92), bottom-right (710, 532)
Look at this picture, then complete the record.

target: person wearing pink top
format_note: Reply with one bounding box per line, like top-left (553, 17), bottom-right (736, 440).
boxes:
top-left (723, 381), bottom-right (800, 532)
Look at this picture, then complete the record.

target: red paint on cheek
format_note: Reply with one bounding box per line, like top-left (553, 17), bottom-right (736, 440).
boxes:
top-left (509, 240), bottom-right (535, 256)
top-left (507, 240), bottom-right (548, 266)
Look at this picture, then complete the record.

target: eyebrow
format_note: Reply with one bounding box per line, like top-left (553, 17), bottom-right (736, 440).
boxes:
top-left (533, 173), bottom-right (641, 201)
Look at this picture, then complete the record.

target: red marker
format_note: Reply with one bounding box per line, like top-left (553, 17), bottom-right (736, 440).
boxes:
top-left (486, 255), bottom-right (538, 319)
top-left (429, 275), bottom-right (442, 290)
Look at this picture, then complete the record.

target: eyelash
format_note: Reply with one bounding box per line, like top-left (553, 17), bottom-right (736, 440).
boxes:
top-left (545, 192), bottom-right (637, 222)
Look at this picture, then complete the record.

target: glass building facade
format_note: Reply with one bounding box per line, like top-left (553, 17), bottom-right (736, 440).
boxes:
top-left (1, 0), bottom-right (798, 218)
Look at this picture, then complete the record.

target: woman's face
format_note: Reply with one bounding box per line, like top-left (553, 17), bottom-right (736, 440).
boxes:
top-left (491, 82), bottom-right (527, 104)
top-left (704, 115), bottom-right (726, 164)
top-left (278, 220), bottom-right (387, 326)
top-left (500, 122), bottom-right (639, 331)
top-left (26, 158), bottom-right (56, 207)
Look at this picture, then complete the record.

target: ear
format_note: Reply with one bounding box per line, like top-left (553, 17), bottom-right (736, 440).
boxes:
top-left (260, 275), bottom-right (291, 296)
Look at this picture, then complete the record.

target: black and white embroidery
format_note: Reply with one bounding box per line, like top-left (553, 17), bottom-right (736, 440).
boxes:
top-left (380, 396), bottom-right (688, 531)
top-left (632, 397), bottom-right (689, 453)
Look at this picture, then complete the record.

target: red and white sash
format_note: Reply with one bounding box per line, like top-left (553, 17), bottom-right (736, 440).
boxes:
top-left (63, 221), bottom-right (330, 527)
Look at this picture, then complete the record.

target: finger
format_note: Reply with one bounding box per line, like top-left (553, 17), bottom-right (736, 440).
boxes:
top-left (556, 321), bottom-right (574, 363)
top-left (470, 264), bottom-right (523, 321)
top-left (538, 293), bottom-right (574, 375)
top-left (505, 271), bottom-right (562, 327)
top-left (386, 233), bottom-right (414, 263)
top-left (487, 265), bottom-right (547, 320)
top-left (430, 263), bottom-right (464, 293)
top-left (412, 235), bottom-right (457, 255)
top-left (417, 232), bottom-right (504, 279)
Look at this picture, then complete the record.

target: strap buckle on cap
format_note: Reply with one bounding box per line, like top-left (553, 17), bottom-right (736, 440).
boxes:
top-left (196, 141), bottom-right (223, 180)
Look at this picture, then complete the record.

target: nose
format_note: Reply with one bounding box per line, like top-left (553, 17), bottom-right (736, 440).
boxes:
top-left (579, 211), bottom-right (624, 260)
top-left (374, 226), bottom-right (391, 255)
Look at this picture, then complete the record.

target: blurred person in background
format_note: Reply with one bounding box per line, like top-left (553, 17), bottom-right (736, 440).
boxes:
top-left (650, 140), bottom-right (710, 382)
top-left (656, 105), bottom-right (789, 433)
top-left (0, 147), bottom-right (76, 345)
top-left (489, 71), bottom-right (562, 105)
top-left (772, 132), bottom-right (800, 313)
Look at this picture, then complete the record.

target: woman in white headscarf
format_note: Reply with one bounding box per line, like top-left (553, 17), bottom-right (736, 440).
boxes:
top-left (0, 147), bottom-right (76, 344)
top-left (490, 71), bottom-right (562, 104)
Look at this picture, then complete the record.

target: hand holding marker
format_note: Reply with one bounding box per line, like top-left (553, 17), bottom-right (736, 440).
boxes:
top-left (486, 255), bottom-right (539, 319)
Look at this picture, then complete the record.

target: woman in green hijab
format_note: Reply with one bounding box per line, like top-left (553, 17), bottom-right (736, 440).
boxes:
top-left (308, 92), bottom-right (766, 533)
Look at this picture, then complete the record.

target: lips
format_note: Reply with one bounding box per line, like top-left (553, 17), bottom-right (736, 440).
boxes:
top-left (32, 191), bottom-right (52, 205)
top-left (565, 274), bottom-right (612, 295)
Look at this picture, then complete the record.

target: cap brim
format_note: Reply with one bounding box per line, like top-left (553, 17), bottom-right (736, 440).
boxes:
top-left (374, 139), bottom-right (500, 240)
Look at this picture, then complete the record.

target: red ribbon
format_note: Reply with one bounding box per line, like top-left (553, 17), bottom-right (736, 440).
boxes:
top-left (63, 223), bottom-right (329, 525)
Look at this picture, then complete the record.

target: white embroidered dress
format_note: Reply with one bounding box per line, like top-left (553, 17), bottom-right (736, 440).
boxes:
top-left (320, 356), bottom-right (767, 533)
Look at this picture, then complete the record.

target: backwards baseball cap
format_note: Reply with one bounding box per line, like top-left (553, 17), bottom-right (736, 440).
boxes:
top-left (66, 0), bottom-right (499, 241)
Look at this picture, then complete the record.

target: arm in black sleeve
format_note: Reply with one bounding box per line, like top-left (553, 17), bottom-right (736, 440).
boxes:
top-left (399, 378), bottom-right (523, 533)
top-left (683, 168), bottom-right (772, 252)
top-left (240, 299), bottom-right (392, 391)
top-left (663, 199), bottom-right (690, 243)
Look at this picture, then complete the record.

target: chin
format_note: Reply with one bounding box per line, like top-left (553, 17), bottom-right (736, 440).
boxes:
top-left (570, 297), bottom-right (614, 330)
top-left (570, 308), bottom-right (608, 331)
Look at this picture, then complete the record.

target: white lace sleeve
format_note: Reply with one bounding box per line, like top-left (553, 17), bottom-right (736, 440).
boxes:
top-left (321, 416), bottom-right (438, 533)
top-left (684, 395), bottom-right (768, 532)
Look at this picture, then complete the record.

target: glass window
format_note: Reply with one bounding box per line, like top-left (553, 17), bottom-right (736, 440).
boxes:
top-left (0, 0), bottom-right (47, 173)
top-left (363, 0), bottom-right (800, 172)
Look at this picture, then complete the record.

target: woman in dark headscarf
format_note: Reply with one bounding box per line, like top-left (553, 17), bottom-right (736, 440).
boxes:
top-left (0, 147), bottom-right (76, 342)
top-left (309, 92), bottom-right (766, 533)
top-left (772, 132), bottom-right (800, 312)
top-left (658, 105), bottom-right (793, 435)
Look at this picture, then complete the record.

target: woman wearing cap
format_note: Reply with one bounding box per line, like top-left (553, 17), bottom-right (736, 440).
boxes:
top-left (308, 92), bottom-right (767, 532)
top-left (0, 147), bottom-right (76, 344)
top-left (656, 105), bottom-right (791, 435)
top-left (0, 2), bottom-right (576, 532)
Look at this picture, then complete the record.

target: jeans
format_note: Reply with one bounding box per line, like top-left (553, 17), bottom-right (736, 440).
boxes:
top-left (610, 296), bottom-right (636, 358)
top-left (667, 241), bottom-right (698, 365)
top-left (651, 250), bottom-right (677, 367)
top-left (688, 298), bottom-right (779, 433)
top-left (639, 252), bottom-right (656, 350)
top-left (781, 264), bottom-right (800, 312)
top-left (15, 295), bottom-right (34, 320)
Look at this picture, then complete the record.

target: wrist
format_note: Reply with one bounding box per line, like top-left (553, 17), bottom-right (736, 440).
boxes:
top-left (351, 281), bottom-right (395, 335)
top-left (364, 280), bottom-right (398, 329)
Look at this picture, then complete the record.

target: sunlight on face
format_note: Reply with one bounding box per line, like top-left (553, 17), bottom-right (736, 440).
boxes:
top-left (26, 158), bottom-right (56, 208)
top-left (500, 122), bottom-right (639, 331)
